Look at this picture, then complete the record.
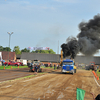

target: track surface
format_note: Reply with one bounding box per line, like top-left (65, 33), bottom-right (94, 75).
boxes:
top-left (0, 68), bottom-right (34, 82)
top-left (0, 69), bottom-right (100, 100)
top-left (0, 68), bottom-right (53, 82)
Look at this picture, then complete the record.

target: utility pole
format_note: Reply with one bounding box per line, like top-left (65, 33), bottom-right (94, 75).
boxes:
top-left (57, 40), bottom-right (59, 66)
top-left (7, 32), bottom-right (13, 64)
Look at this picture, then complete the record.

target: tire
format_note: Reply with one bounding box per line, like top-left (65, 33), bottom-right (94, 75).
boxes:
top-left (72, 70), bottom-right (74, 75)
top-left (15, 64), bottom-right (18, 66)
top-left (74, 69), bottom-right (76, 73)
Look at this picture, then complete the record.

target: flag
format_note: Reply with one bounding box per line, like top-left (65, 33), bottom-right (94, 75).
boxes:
top-left (76, 88), bottom-right (85, 100)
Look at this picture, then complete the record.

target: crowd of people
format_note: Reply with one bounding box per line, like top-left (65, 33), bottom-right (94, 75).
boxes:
top-left (49, 63), bottom-right (60, 69)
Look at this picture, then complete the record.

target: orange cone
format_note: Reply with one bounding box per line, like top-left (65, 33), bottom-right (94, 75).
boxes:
top-left (93, 71), bottom-right (97, 78)
top-left (4, 66), bottom-right (5, 69)
top-left (95, 75), bottom-right (97, 78)
top-left (94, 72), bottom-right (96, 76)
top-left (97, 76), bottom-right (99, 80)
top-left (18, 66), bottom-right (19, 68)
top-left (95, 73), bottom-right (97, 77)
top-left (92, 71), bottom-right (95, 74)
top-left (11, 66), bottom-right (12, 69)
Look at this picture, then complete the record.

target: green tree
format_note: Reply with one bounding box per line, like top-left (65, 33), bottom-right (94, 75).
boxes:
top-left (48, 49), bottom-right (56, 54)
top-left (0, 46), bottom-right (3, 51)
top-left (31, 49), bottom-right (56, 54)
top-left (13, 46), bottom-right (21, 54)
top-left (21, 48), bottom-right (30, 52)
top-left (3, 47), bottom-right (11, 51)
top-left (0, 46), bottom-right (11, 51)
top-left (31, 51), bottom-right (35, 53)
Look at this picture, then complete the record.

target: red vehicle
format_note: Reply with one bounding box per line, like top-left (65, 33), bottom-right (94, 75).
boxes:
top-left (4, 61), bottom-right (23, 66)
top-left (17, 62), bottom-right (24, 66)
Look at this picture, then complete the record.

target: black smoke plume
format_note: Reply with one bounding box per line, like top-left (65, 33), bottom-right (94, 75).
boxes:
top-left (61, 14), bottom-right (100, 59)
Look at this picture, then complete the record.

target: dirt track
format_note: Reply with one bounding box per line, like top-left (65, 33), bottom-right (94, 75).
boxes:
top-left (0, 68), bottom-right (53, 82)
top-left (0, 69), bottom-right (100, 100)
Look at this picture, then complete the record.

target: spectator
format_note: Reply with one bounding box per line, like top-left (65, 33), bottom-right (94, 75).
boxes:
top-left (2, 60), bottom-right (5, 66)
top-left (43, 64), bottom-right (45, 68)
top-left (50, 64), bottom-right (52, 68)
top-left (97, 65), bottom-right (99, 69)
top-left (2, 60), bottom-right (4, 66)
top-left (54, 64), bottom-right (56, 70)
top-left (57, 64), bottom-right (58, 69)
top-left (27, 61), bottom-right (30, 67)
top-left (94, 66), bottom-right (97, 73)
top-left (57, 64), bottom-right (59, 69)
top-left (58, 64), bottom-right (59, 69)
top-left (91, 93), bottom-right (100, 100)
top-left (0, 61), bottom-right (1, 66)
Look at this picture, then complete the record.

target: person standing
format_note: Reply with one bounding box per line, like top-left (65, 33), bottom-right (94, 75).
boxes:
top-left (2, 60), bottom-right (4, 66)
top-left (57, 64), bottom-right (58, 69)
top-left (94, 66), bottom-right (97, 73)
top-left (58, 64), bottom-right (59, 69)
top-left (97, 65), bottom-right (99, 69)
top-left (50, 63), bottom-right (52, 68)
top-left (91, 93), bottom-right (100, 100)
top-left (54, 64), bottom-right (56, 70)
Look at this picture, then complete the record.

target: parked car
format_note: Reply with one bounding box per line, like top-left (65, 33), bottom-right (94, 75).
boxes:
top-left (4, 61), bottom-right (23, 66)
top-left (17, 62), bottom-right (24, 66)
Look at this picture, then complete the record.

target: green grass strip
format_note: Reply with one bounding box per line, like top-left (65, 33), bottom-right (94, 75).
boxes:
top-left (0, 65), bottom-right (28, 69)
top-left (96, 69), bottom-right (100, 78)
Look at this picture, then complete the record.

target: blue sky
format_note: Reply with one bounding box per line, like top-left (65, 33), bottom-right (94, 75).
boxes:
top-left (0, 0), bottom-right (100, 55)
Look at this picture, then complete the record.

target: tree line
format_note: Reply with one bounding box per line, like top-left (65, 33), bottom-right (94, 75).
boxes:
top-left (0, 46), bottom-right (56, 54)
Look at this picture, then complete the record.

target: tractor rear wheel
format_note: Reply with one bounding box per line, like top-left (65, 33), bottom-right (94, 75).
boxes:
top-left (74, 69), bottom-right (76, 73)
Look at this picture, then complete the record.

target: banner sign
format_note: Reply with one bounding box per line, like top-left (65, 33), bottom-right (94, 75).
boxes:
top-left (27, 47), bottom-right (50, 51)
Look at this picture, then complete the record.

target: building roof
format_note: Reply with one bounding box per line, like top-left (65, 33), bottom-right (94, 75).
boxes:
top-left (20, 52), bottom-right (100, 64)
top-left (16, 54), bottom-right (21, 59)
top-left (21, 52), bottom-right (60, 62)
top-left (75, 56), bottom-right (100, 65)
top-left (0, 51), bottom-right (16, 60)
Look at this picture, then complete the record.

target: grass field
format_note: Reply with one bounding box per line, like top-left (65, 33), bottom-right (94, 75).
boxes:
top-left (0, 65), bottom-right (58, 70)
top-left (97, 69), bottom-right (100, 78)
top-left (0, 65), bottom-right (28, 69)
